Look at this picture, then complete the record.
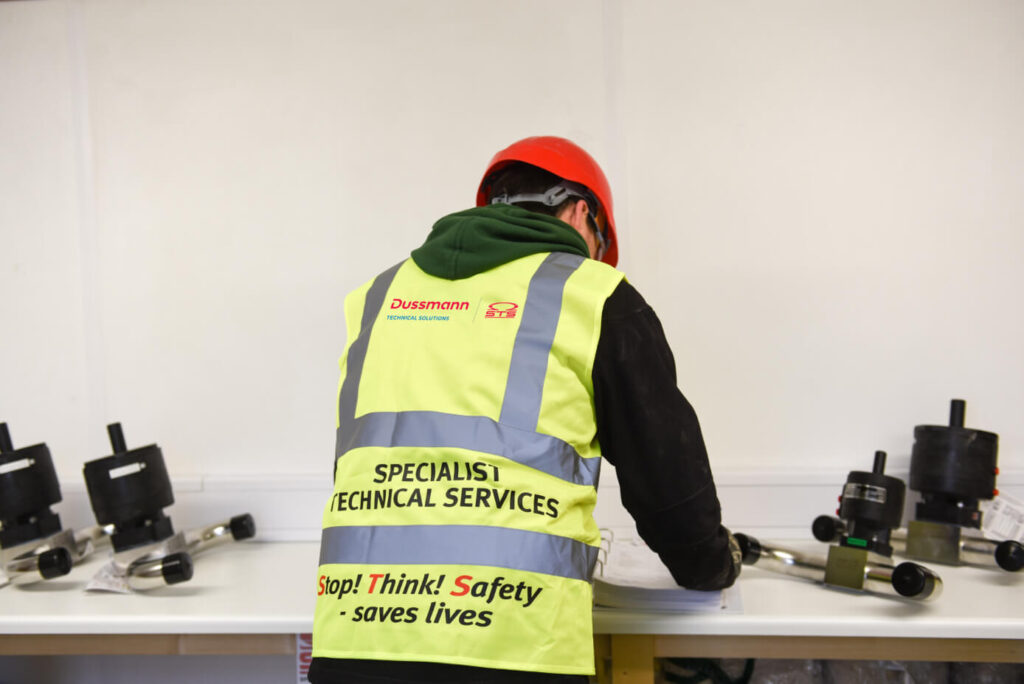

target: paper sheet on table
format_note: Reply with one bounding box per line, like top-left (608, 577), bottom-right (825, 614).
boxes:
top-left (593, 533), bottom-right (742, 613)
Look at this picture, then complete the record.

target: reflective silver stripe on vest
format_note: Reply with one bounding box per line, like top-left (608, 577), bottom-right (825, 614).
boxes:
top-left (500, 252), bottom-right (584, 430)
top-left (319, 524), bottom-right (598, 581)
top-left (337, 411), bottom-right (600, 487)
top-left (336, 261), bottom-right (403, 456)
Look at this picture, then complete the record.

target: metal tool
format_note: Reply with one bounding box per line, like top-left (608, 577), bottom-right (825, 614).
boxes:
top-left (739, 451), bottom-right (942, 600)
top-left (82, 422), bottom-right (256, 590)
top-left (812, 450), bottom-right (905, 557)
top-left (734, 532), bottom-right (942, 600)
top-left (898, 399), bottom-right (1023, 572)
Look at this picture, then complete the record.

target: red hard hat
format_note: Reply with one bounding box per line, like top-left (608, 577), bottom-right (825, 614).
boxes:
top-left (477, 136), bottom-right (619, 267)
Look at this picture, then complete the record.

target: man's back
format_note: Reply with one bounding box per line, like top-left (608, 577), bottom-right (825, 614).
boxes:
top-left (310, 138), bottom-right (738, 683)
top-left (312, 208), bottom-right (622, 678)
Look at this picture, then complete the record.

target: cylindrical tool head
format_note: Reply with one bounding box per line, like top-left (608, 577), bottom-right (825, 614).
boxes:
top-left (83, 445), bottom-right (174, 525)
top-left (910, 427), bottom-right (998, 500)
top-left (835, 451), bottom-right (905, 556)
top-left (840, 470), bottom-right (906, 531)
top-left (909, 399), bottom-right (999, 526)
top-left (82, 423), bottom-right (175, 551)
top-left (0, 443), bottom-right (61, 520)
top-left (0, 424), bottom-right (63, 548)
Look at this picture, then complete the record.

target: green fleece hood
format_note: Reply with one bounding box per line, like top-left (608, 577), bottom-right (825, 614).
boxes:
top-left (410, 204), bottom-right (589, 280)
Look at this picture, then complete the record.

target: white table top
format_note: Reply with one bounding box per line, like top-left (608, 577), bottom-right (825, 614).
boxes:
top-left (1, 541), bottom-right (1022, 640)
top-left (0, 542), bottom-right (318, 635)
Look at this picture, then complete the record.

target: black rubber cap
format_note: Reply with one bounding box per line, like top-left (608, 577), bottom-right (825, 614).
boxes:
top-left (161, 552), bottom-right (194, 585)
top-left (892, 562), bottom-right (934, 598)
top-left (812, 515), bottom-right (842, 543)
top-left (229, 513), bottom-right (256, 541)
top-left (995, 540), bottom-right (1024, 572)
top-left (732, 533), bottom-right (761, 565)
top-left (38, 547), bottom-right (73, 579)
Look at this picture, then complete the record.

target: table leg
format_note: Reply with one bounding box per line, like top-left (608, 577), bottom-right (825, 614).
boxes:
top-left (610, 634), bottom-right (655, 684)
top-left (593, 634), bottom-right (612, 684)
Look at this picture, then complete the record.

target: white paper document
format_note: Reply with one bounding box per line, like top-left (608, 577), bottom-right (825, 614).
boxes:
top-left (982, 493), bottom-right (1024, 543)
top-left (593, 533), bottom-right (742, 613)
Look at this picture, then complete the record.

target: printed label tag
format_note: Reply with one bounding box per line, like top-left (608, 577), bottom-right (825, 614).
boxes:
top-left (85, 561), bottom-right (132, 594)
top-left (981, 493), bottom-right (1024, 543)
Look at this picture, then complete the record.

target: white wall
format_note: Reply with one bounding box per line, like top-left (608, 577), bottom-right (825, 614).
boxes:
top-left (620, 0), bottom-right (1024, 473)
top-left (2, 0), bottom-right (1022, 495)
top-left (1, 0), bottom-right (609, 480)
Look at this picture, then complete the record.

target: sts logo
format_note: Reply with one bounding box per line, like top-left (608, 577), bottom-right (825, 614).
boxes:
top-left (485, 302), bottom-right (519, 319)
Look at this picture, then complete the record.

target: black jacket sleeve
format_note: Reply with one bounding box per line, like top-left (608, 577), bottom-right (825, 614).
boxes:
top-left (593, 280), bottom-right (739, 590)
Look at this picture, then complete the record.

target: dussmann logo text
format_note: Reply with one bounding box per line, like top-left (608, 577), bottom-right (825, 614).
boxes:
top-left (390, 297), bottom-right (470, 311)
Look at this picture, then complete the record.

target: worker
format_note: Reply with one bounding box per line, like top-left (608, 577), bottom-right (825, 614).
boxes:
top-left (310, 136), bottom-right (741, 683)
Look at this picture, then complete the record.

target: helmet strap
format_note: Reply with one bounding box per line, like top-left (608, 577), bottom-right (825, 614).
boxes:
top-left (489, 184), bottom-right (580, 209)
top-left (491, 183), bottom-right (608, 257)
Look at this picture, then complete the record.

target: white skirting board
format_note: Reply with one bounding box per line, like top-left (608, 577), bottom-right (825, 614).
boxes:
top-left (49, 468), bottom-right (1024, 544)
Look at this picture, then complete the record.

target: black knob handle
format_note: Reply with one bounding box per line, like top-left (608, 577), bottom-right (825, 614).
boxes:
top-left (732, 533), bottom-right (761, 565)
top-left (892, 562), bottom-right (939, 599)
top-left (995, 540), bottom-right (1024, 572)
top-left (229, 514), bottom-right (256, 541)
top-left (160, 552), bottom-right (194, 585)
top-left (812, 515), bottom-right (844, 543)
top-left (38, 547), bottom-right (73, 579)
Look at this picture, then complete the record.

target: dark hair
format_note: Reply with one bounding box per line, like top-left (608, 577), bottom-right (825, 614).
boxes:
top-left (482, 162), bottom-right (576, 217)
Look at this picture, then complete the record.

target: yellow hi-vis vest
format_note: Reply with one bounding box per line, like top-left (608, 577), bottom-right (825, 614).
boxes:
top-left (314, 252), bottom-right (624, 675)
